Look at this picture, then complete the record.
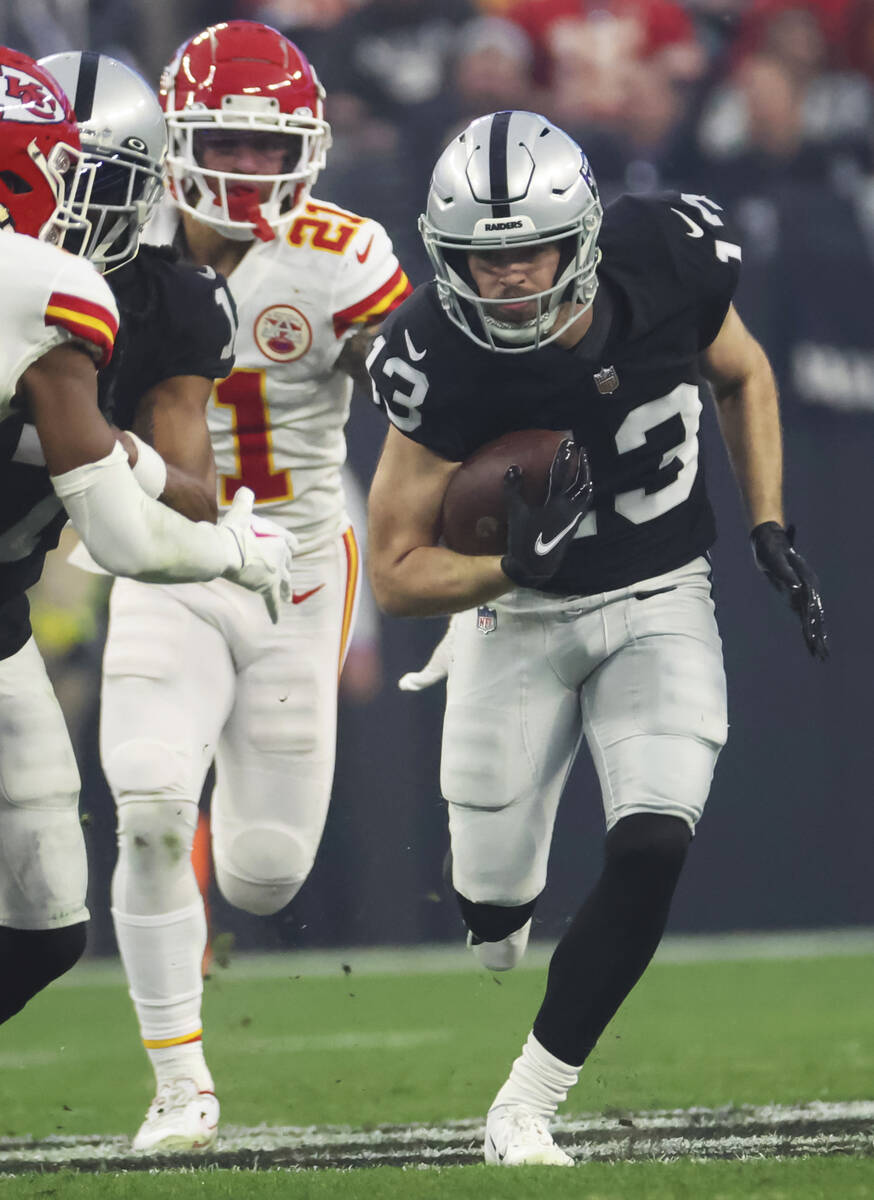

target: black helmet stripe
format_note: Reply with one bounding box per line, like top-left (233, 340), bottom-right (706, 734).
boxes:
top-left (488, 110), bottom-right (512, 218)
top-left (73, 51), bottom-right (100, 123)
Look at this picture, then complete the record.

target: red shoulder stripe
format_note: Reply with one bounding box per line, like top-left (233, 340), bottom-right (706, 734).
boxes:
top-left (45, 290), bottom-right (118, 367)
top-left (333, 265), bottom-right (412, 338)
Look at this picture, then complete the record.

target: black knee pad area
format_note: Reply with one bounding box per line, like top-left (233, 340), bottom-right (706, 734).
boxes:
top-left (0, 922), bottom-right (87, 1024)
top-left (456, 894), bottom-right (538, 943)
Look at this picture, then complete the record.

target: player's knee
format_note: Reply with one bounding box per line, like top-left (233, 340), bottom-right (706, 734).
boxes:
top-left (115, 796), bottom-right (198, 880)
top-left (605, 813), bottom-right (692, 876)
top-left (456, 894), bottom-right (538, 944)
top-left (0, 922), bottom-right (87, 1024)
top-left (102, 738), bottom-right (191, 803)
top-left (214, 826), bottom-right (314, 915)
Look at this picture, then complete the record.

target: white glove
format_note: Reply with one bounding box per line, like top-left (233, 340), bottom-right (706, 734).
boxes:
top-left (219, 488), bottom-right (299, 623)
top-left (398, 620), bottom-right (455, 691)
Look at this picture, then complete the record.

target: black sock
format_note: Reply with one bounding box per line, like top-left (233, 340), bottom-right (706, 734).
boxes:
top-left (0, 923), bottom-right (87, 1024)
top-left (532, 813), bottom-right (691, 1066)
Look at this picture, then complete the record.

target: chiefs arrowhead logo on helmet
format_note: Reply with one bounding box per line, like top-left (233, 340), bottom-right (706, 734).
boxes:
top-left (0, 50), bottom-right (81, 238)
top-left (0, 65), bottom-right (66, 123)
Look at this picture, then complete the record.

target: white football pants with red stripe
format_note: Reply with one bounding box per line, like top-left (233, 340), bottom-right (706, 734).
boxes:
top-left (102, 528), bottom-right (358, 1048)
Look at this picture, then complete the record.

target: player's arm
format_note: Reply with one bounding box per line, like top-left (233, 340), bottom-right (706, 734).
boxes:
top-left (700, 302), bottom-right (784, 528)
top-left (701, 303), bottom-right (828, 659)
top-left (368, 425), bottom-right (511, 618)
top-left (131, 375), bottom-right (218, 523)
top-left (21, 344), bottom-right (290, 612)
top-left (335, 325), bottom-right (380, 391)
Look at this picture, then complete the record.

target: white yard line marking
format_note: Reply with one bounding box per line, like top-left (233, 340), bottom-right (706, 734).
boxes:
top-left (1, 1100), bottom-right (872, 1171)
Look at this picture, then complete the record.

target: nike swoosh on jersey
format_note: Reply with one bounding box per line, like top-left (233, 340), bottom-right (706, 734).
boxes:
top-left (534, 517), bottom-right (581, 557)
top-left (292, 584), bottom-right (325, 604)
top-left (671, 208), bottom-right (704, 238)
top-left (404, 328), bottom-right (427, 361)
top-left (356, 235), bottom-right (374, 263)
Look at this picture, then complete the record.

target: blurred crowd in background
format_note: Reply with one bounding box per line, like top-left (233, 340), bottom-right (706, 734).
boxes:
top-left (5, 0), bottom-right (874, 954)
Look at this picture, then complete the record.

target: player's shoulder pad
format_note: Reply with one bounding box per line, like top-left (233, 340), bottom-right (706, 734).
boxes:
top-left (367, 283), bottom-right (467, 445)
top-left (602, 191), bottom-right (741, 342)
top-left (634, 191), bottom-right (741, 289)
top-left (138, 247), bottom-right (237, 345)
top-left (19, 236), bottom-right (120, 367)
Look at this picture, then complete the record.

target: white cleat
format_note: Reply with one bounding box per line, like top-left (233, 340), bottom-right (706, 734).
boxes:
top-left (132, 1078), bottom-right (219, 1153)
top-left (484, 1104), bottom-right (574, 1167)
top-left (467, 918), bottom-right (532, 971)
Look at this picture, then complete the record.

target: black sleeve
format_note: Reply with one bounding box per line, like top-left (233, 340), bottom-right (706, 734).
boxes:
top-left (368, 286), bottom-right (468, 462)
top-left (155, 262), bottom-right (237, 383)
top-left (656, 192), bottom-right (742, 350)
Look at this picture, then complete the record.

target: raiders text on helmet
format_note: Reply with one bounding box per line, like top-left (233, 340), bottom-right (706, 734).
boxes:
top-left (159, 20), bottom-right (331, 242)
top-left (419, 111), bottom-right (603, 352)
top-left (39, 52), bottom-right (166, 272)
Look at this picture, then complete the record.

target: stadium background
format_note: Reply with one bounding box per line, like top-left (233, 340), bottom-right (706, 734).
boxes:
top-left (8, 0), bottom-right (874, 957)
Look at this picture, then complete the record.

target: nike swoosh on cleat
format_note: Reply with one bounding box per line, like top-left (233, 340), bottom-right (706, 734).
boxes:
top-left (356, 235), bottom-right (374, 263)
top-left (534, 517), bottom-right (581, 556)
top-left (488, 1134), bottom-right (505, 1163)
top-left (404, 328), bottom-right (427, 361)
top-left (292, 585), bottom-right (325, 605)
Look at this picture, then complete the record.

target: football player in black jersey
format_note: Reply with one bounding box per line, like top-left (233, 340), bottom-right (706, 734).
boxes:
top-left (368, 110), bottom-right (827, 1167)
top-left (0, 50), bottom-right (293, 1030)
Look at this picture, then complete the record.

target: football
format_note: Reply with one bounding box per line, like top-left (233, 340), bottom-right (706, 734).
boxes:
top-left (440, 428), bottom-right (571, 556)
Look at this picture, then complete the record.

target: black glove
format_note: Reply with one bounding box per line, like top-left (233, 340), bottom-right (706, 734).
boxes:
top-left (750, 521), bottom-right (828, 661)
top-left (501, 438), bottom-right (593, 589)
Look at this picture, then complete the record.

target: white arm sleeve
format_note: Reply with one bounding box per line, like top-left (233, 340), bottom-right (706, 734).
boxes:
top-left (51, 442), bottom-right (238, 583)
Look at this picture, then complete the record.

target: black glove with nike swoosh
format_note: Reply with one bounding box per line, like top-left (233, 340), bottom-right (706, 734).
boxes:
top-left (750, 521), bottom-right (829, 661)
top-left (501, 439), bottom-right (593, 589)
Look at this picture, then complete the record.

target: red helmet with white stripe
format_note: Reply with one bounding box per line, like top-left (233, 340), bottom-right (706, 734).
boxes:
top-left (0, 47), bottom-right (87, 241)
top-left (159, 21), bottom-right (331, 243)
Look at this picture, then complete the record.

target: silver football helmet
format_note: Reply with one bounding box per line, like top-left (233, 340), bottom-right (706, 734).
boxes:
top-left (420, 111), bottom-right (603, 353)
top-left (39, 52), bottom-right (166, 272)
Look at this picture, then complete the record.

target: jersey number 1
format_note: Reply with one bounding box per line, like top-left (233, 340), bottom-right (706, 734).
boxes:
top-left (214, 370), bottom-right (293, 505)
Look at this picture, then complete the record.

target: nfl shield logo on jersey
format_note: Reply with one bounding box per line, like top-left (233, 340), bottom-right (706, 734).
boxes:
top-left (476, 605), bottom-right (498, 635)
top-left (593, 365), bottom-right (619, 395)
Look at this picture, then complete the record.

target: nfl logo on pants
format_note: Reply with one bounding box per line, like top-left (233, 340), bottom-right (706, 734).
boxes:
top-left (477, 605), bottom-right (497, 634)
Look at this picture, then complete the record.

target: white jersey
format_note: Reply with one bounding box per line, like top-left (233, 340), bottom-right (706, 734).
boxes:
top-left (0, 230), bottom-right (118, 424)
top-left (0, 231), bottom-right (119, 601)
top-left (145, 197), bottom-right (410, 553)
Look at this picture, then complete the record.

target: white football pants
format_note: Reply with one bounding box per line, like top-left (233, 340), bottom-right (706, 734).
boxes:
top-left (102, 529), bottom-right (359, 1045)
top-left (0, 636), bottom-right (87, 930)
top-left (442, 557), bottom-right (728, 907)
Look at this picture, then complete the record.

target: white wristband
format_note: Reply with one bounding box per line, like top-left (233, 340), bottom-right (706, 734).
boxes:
top-left (125, 432), bottom-right (168, 499)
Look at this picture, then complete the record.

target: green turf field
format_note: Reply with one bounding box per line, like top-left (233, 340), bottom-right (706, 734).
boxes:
top-left (0, 940), bottom-right (872, 1196)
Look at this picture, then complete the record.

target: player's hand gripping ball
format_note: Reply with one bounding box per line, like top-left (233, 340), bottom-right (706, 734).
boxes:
top-left (440, 428), bottom-right (573, 556)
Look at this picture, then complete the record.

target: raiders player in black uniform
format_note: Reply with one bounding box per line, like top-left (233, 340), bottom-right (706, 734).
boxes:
top-left (0, 52), bottom-right (255, 1026)
top-left (367, 111), bottom-right (827, 1167)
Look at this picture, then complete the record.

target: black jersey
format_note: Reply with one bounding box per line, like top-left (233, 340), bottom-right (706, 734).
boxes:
top-left (100, 245), bottom-right (236, 428)
top-left (369, 192), bottom-right (741, 596)
top-left (0, 246), bottom-right (236, 656)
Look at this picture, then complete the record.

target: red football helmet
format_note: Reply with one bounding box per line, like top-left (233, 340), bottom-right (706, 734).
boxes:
top-left (159, 21), bottom-right (331, 242)
top-left (0, 47), bottom-right (86, 241)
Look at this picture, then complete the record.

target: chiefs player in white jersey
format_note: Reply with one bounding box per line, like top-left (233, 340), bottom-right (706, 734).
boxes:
top-left (0, 49), bottom-right (292, 1030)
top-left (97, 21), bottom-right (411, 1152)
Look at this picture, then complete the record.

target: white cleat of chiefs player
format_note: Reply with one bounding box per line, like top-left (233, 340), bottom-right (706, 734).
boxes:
top-left (132, 1079), bottom-right (220, 1154)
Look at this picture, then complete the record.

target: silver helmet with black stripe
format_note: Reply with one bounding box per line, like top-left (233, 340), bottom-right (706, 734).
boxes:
top-left (38, 52), bottom-right (166, 272)
top-left (419, 110), bottom-right (602, 352)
